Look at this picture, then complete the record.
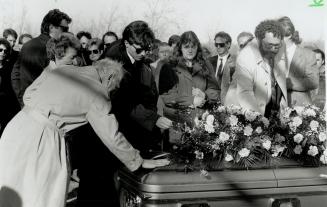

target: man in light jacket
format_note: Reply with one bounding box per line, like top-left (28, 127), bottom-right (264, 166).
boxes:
top-left (224, 20), bottom-right (288, 117)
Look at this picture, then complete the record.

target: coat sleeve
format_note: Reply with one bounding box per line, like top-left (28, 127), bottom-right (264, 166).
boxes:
top-left (11, 57), bottom-right (23, 107)
top-left (287, 50), bottom-right (319, 91)
top-left (159, 63), bottom-right (194, 106)
top-left (235, 61), bottom-right (261, 113)
top-left (86, 98), bottom-right (143, 171)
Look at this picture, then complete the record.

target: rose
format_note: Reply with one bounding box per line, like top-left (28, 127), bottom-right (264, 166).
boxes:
top-left (245, 110), bottom-right (259, 121)
top-left (303, 108), bottom-right (316, 117)
top-left (320, 150), bottom-right (327, 164)
top-left (262, 140), bottom-right (272, 150)
top-left (293, 145), bottom-right (303, 154)
top-left (218, 132), bottom-right (230, 143)
top-left (293, 133), bottom-right (304, 144)
top-left (255, 127), bottom-right (263, 134)
top-left (227, 105), bottom-right (242, 114)
top-left (195, 150), bottom-right (204, 160)
top-left (260, 117), bottom-right (269, 127)
top-left (319, 133), bottom-right (327, 142)
top-left (309, 120), bottom-right (319, 131)
top-left (206, 114), bottom-right (215, 126)
top-left (238, 148), bottom-right (250, 158)
top-left (229, 115), bottom-right (238, 126)
top-left (283, 107), bottom-right (293, 118)
top-left (307, 145), bottom-right (319, 157)
top-left (204, 124), bottom-right (215, 133)
top-left (292, 116), bottom-right (302, 127)
top-left (225, 153), bottom-right (234, 162)
top-left (244, 125), bottom-right (253, 136)
top-left (200, 169), bottom-right (209, 177)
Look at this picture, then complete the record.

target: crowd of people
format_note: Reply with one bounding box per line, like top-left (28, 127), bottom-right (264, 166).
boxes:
top-left (0, 8), bottom-right (325, 207)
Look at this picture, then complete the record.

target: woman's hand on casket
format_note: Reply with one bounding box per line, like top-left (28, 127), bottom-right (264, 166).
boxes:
top-left (142, 159), bottom-right (170, 169)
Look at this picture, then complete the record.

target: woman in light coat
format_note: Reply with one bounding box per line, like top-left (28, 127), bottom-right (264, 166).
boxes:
top-left (0, 58), bottom-right (168, 207)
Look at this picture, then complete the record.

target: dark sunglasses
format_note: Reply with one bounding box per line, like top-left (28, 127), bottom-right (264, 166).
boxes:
top-left (0, 48), bottom-right (7, 53)
top-left (131, 44), bottom-right (147, 54)
top-left (88, 49), bottom-right (100, 55)
top-left (59, 25), bottom-right (69, 32)
top-left (215, 42), bottom-right (226, 48)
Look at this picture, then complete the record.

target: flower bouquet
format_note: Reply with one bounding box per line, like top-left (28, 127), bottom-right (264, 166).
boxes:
top-left (280, 105), bottom-right (327, 166)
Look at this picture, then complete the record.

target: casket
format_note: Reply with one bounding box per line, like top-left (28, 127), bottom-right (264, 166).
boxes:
top-left (117, 162), bottom-right (327, 207)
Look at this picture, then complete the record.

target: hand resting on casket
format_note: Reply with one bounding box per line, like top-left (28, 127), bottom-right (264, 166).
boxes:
top-left (142, 159), bottom-right (170, 169)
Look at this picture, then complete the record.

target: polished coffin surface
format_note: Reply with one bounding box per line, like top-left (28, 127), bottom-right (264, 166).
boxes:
top-left (117, 165), bottom-right (327, 206)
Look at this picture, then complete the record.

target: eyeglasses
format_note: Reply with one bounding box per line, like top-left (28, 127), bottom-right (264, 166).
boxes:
top-left (130, 44), bottom-right (148, 54)
top-left (262, 41), bottom-right (281, 50)
top-left (215, 42), bottom-right (226, 48)
top-left (59, 25), bottom-right (69, 32)
top-left (88, 49), bottom-right (100, 55)
top-left (0, 48), bottom-right (7, 53)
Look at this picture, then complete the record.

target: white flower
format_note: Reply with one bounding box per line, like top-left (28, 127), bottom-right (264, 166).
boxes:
top-left (218, 132), bottom-right (230, 143)
top-left (195, 150), bottom-right (204, 160)
top-left (288, 122), bottom-right (297, 132)
top-left (309, 120), bottom-right (319, 131)
top-left (204, 124), bottom-right (215, 133)
top-left (238, 148), bottom-right (250, 158)
top-left (206, 114), bottom-right (215, 126)
top-left (320, 152), bottom-right (327, 164)
top-left (228, 105), bottom-right (242, 114)
top-left (293, 145), bottom-right (303, 154)
top-left (225, 153), bottom-right (234, 162)
top-left (292, 116), bottom-right (302, 127)
top-left (319, 132), bottom-right (327, 142)
top-left (294, 106), bottom-right (304, 115)
top-left (229, 115), bottom-right (238, 126)
top-left (194, 117), bottom-right (200, 127)
top-left (260, 117), bottom-right (270, 127)
top-left (255, 127), bottom-right (263, 134)
top-left (217, 106), bottom-right (226, 112)
top-left (201, 111), bottom-right (209, 121)
top-left (307, 145), bottom-right (319, 157)
top-left (303, 108), bottom-right (316, 117)
top-left (244, 125), bottom-right (253, 136)
top-left (245, 110), bottom-right (259, 121)
top-left (283, 107), bottom-right (293, 118)
top-left (293, 133), bottom-right (304, 144)
top-left (275, 133), bottom-right (285, 143)
top-left (262, 140), bottom-right (272, 150)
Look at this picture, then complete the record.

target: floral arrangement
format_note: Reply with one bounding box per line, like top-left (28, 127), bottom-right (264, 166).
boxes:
top-left (280, 105), bottom-right (327, 166)
top-left (170, 104), bottom-right (326, 173)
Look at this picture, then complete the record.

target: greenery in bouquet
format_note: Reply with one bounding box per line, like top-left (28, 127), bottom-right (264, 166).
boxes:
top-left (280, 105), bottom-right (327, 166)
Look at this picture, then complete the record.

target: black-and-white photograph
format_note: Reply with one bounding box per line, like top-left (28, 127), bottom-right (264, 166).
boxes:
top-left (0, 0), bottom-right (326, 206)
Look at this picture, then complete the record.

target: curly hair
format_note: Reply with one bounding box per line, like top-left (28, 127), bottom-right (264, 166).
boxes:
top-left (0, 38), bottom-right (11, 60)
top-left (122, 20), bottom-right (155, 50)
top-left (277, 16), bottom-right (301, 44)
top-left (46, 33), bottom-right (80, 60)
top-left (254, 20), bottom-right (284, 41)
top-left (41, 9), bottom-right (72, 35)
top-left (214, 31), bottom-right (232, 44)
top-left (170, 31), bottom-right (209, 75)
top-left (76, 31), bottom-right (92, 40)
top-left (3, 28), bottom-right (18, 40)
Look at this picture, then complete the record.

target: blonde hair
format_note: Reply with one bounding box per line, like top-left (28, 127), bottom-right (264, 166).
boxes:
top-left (94, 58), bottom-right (124, 88)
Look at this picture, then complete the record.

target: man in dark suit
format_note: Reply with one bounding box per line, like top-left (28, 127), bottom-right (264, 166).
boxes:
top-left (11, 9), bottom-right (72, 107)
top-left (76, 21), bottom-right (172, 207)
top-left (208, 32), bottom-right (236, 103)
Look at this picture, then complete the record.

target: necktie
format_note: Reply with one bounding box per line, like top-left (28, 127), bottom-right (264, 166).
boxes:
top-left (218, 58), bottom-right (223, 76)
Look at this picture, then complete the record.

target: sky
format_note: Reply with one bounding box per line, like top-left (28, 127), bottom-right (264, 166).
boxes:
top-left (0, 0), bottom-right (326, 45)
